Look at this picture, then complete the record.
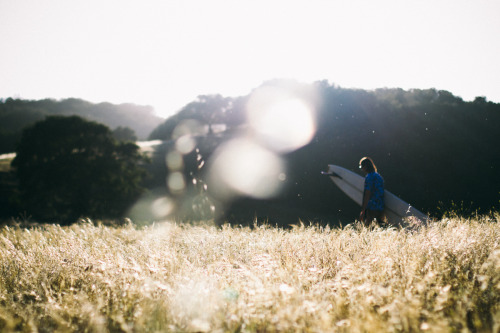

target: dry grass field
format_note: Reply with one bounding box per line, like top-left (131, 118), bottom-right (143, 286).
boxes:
top-left (0, 216), bottom-right (499, 332)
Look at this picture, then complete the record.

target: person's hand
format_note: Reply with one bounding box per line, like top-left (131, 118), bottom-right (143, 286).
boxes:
top-left (359, 210), bottom-right (365, 222)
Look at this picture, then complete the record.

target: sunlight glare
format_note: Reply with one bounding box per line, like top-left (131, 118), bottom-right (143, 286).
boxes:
top-left (247, 87), bottom-right (316, 153)
top-left (152, 197), bottom-right (175, 218)
top-left (172, 119), bottom-right (207, 139)
top-left (127, 192), bottom-right (176, 221)
top-left (172, 120), bottom-right (206, 155)
top-left (208, 138), bottom-right (285, 199)
top-left (166, 151), bottom-right (183, 170)
top-left (167, 172), bottom-right (186, 193)
top-left (175, 135), bottom-right (196, 154)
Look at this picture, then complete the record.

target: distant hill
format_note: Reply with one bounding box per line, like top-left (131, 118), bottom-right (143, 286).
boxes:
top-left (0, 97), bottom-right (164, 153)
top-left (147, 80), bottom-right (500, 224)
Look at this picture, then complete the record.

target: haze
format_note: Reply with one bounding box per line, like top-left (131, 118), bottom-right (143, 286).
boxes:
top-left (1, 0), bottom-right (499, 118)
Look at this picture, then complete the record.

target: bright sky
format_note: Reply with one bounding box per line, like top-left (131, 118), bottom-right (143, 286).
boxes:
top-left (1, 0), bottom-right (499, 118)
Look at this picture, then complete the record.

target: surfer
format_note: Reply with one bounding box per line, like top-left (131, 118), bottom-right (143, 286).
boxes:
top-left (359, 157), bottom-right (386, 225)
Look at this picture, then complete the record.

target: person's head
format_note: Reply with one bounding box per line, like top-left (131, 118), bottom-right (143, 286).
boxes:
top-left (359, 157), bottom-right (377, 173)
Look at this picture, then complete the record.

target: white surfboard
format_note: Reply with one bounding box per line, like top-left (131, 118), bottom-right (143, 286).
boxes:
top-left (325, 164), bottom-right (428, 225)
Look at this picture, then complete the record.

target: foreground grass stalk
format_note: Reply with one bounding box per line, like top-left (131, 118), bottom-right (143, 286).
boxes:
top-left (0, 217), bottom-right (499, 332)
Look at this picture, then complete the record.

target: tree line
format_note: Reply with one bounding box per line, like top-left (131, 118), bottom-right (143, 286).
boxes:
top-left (148, 80), bottom-right (500, 225)
top-left (1, 80), bottom-right (499, 225)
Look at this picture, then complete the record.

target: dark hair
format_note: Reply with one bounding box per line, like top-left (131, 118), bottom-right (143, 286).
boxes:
top-left (359, 157), bottom-right (377, 173)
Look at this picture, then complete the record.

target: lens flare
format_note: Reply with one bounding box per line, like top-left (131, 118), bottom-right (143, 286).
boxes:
top-left (208, 138), bottom-right (285, 199)
top-left (151, 197), bottom-right (175, 218)
top-left (172, 119), bottom-right (207, 139)
top-left (175, 135), bottom-right (196, 154)
top-left (170, 119), bottom-right (206, 155)
top-left (247, 87), bottom-right (316, 153)
top-left (167, 171), bottom-right (186, 193)
top-left (166, 151), bottom-right (183, 170)
top-left (127, 192), bottom-right (176, 221)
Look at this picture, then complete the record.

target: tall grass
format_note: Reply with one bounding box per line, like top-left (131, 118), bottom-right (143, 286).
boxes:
top-left (1, 216), bottom-right (499, 332)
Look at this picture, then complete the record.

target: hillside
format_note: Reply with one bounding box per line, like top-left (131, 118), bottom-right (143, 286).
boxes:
top-left (146, 82), bottom-right (500, 224)
top-left (0, 98), bottom-right (164, 153)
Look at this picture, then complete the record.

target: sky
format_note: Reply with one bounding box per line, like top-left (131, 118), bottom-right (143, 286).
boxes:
top-left (1, 0), bottom-right (499, 119)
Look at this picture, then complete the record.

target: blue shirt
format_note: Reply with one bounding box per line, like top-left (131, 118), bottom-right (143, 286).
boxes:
top-left (364, 172), bottom-right (384, 211)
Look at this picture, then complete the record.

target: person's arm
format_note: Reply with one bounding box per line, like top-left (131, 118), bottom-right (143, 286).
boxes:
top-left (362, 190), bottom-right (370, 211)
top-left (360, 189), bottom-right (371, 221)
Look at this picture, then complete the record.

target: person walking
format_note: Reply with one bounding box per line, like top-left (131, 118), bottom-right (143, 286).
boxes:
top-left (359, 157), bottom-right (386, 225)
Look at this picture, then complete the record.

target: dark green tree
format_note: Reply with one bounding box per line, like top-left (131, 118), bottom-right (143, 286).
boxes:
top-left (112, 126), bottom-right (138, 142)
top-left (12, 116), bottom-right (148, 223)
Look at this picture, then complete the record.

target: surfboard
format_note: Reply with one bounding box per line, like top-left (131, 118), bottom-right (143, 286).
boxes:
top-left (324, 164), bottom-right (428, 225)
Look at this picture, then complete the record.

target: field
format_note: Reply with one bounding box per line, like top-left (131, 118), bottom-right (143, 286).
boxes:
top-left (1, 217), bottom-right (499, 332)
